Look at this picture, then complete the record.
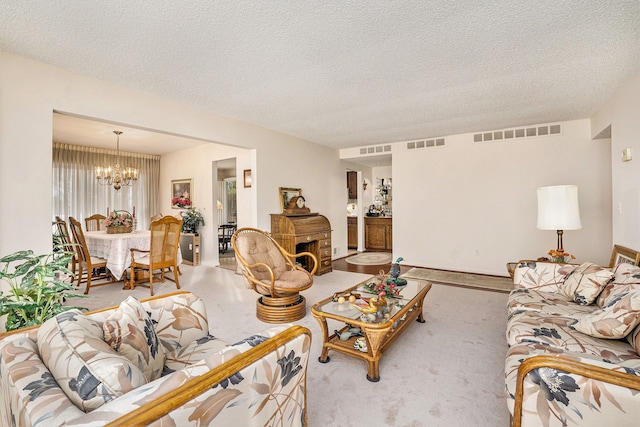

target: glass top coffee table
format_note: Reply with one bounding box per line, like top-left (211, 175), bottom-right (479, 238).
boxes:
top-left (311, 277), bottom-right (432, 381)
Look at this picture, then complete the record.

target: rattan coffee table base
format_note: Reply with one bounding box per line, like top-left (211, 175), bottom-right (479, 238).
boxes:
top-left (312, 279), bottom-right (431, 381)
top-left (257, 295), bottom-right (306, 323)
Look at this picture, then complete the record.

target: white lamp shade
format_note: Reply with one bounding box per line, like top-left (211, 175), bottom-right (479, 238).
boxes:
top-left (537, 185), bottom-right (582, 230)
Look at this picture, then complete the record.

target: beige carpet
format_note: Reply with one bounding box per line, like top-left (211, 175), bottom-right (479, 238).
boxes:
top-left (65, 265), bottom-right (510, 426)
top-left (402, 267), bottom-right (513, 293)
top-left (345, 252), bottom-right (392, 265)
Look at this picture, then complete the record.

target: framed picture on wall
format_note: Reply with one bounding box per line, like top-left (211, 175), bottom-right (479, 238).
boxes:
top-left (608, 244), bottom-right (640, 268)
top-left (171, 179), bottom-right (193, 209)
top-left (279, 187), bottom-right (301, 213)
top-left (243, 169), bottom-right (252, 188)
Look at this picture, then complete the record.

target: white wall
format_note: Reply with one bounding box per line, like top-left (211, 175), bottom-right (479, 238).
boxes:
top-left (160, 144), bottom-right (251, 266)
top-left (0, 52), bottom-right (348, 264)
top-left (392, 119), bottom-right (612, 275)
top-left (592, 68), bottom-right (640, 251)
top-left (0, 50), bottom-right (628, 279)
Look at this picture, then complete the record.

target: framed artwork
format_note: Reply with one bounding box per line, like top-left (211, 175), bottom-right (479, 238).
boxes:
top-left (279, 187), bottom-right (301, 212)
top-left (171, 179), bottom-right (193, 209)
top-left (608, 244), bottom-right (640, 268)
top-left (243, 169), bottom-right (252, 188)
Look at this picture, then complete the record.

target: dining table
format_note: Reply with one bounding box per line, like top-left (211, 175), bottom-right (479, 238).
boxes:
top-left (84, 229), bottom-right (182, 280)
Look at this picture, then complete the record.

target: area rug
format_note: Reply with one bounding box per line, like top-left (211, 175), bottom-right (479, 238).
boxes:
top-left (345, 252), bottom-right (392, 265)
top-left (402, 267), bottom-right (513, 292)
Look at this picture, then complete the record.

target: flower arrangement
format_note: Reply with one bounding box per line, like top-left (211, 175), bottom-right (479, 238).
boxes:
top-left (181, 207), bottom-right (205, 234)
top-left (104, 210), bottom-right (133, 233)
top-left (547, 249), bottom-right (576, 263)
top-left (172, 195), bottom-right (191, 208)
top-left (362, 271), bottom-right (402, 299)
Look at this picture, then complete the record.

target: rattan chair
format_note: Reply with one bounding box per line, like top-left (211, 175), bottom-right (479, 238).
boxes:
top-left (128, 216), bottom-right (182, 296)
top-left (68, 216), bottom-right (116, 294)
top-left (232, 227), bottom-right (318, 323)
top-left (84, 214), bottom-right (106, 231)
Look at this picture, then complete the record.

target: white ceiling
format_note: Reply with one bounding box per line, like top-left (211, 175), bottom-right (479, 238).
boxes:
top-left (3, 2), bottom-right (640, 161)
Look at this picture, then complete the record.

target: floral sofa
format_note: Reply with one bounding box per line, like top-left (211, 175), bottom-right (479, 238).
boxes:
top-left (506, 261), bottom-right (640, 426)
top-left (0, 291), bottom-right (311, 426)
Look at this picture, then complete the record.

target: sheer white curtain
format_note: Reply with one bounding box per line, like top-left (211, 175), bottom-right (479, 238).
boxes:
top-left (217, 179), bottom-right (237, 225)
top-left (52, 143), bottom-right (160, 230)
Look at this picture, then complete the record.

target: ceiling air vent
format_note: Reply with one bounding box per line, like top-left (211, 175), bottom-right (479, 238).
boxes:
top-left (358, 144), bottom-right (393, 156)
top-left (474, 123), bottom-right (562, 143)
top-left (406, 138), bottom-right (445, 150)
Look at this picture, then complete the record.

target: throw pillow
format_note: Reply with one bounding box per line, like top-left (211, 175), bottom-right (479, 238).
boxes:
top-left (37, 309), bottom-right (147, 412)
top-left (613, 262), bottom-right (640, 284)
top-left (596, 264), bottom-right (640, 307)
top-left (103, 296), bottom-right (166, 381)
top-left (559, 262), bottom-right (613, 305)
top-left (572, 288), bottom-right (640, 339)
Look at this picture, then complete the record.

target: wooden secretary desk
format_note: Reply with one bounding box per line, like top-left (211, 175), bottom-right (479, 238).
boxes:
top-left (270, 213), bottom-right (332, 275)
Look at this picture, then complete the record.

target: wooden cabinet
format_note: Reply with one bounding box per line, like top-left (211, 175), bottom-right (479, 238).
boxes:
top-left (270, 214), bottom-right (332, 275)
top-left (364, 217), bottom-right (392, 252)
top-left (180, 233), bottom-right (201, 265)
top-left (347, 217), bottom-right (357, 249)
top-left (347, 171), bottom-right (358, 199)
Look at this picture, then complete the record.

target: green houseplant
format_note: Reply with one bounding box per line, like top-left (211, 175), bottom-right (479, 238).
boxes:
top-left (0, 247), bottom-right (85, 331)
top-left (182, 207), bottom-right (205, 234)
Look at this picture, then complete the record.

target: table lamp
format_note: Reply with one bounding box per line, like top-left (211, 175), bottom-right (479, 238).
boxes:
top-left (537, 185), bottom-right (582, 253)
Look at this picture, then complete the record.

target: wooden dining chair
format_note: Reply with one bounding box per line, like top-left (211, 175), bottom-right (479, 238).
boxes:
top-left (68, 216), bottom-right (117, 294)
top-left (218, 224), bottom-right (236, 253)
top-left (85, 214), bottom-right (106, 231)
top-left (53, 216), bottom-right (77, 284)
top-left (128, 216), bottom-right (182, 296)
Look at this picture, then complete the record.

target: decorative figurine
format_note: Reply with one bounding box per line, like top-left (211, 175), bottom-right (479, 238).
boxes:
top-left (387, 257), bottom-right (407, 286)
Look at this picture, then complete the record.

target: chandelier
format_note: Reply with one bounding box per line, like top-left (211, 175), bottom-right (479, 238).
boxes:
top-left (95, 131), bottom-right (139, 190)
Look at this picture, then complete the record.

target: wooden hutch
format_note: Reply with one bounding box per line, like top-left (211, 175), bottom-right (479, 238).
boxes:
top-left (270, 213), bottom-right (332, 275)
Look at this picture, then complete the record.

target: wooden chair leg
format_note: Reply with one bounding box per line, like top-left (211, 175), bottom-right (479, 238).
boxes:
top-left (84, 273), bottom-right (92, 295)
top-left (173, 265), bottom-right (181, 290)
top-left (149, 272), bottom-right (154, 296)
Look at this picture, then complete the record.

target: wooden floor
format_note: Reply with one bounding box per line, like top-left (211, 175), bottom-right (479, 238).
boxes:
top-left (332, 254), bottom-right (410, 276)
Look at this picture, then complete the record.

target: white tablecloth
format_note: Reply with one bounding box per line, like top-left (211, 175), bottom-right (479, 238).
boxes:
top-left (84, 230), bottom-right (182, 280)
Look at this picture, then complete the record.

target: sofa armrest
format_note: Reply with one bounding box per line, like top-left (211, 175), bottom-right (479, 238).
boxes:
top-left (513, 354), bottom-right (640, 427)
top-left (65, 325), bottom-right (311, 427)
top-left (512, 260), bottom-right (575, 293)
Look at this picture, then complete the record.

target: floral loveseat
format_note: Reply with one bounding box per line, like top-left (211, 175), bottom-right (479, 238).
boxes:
top-left (0, 291), bottom-right (311, 426)
top-left (506, 261), bottom-right (640, 426)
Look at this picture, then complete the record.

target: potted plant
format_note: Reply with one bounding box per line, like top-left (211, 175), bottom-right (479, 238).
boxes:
top-left (182, 207), bottom-right (205, 234)
top-left (0, 247), bottom-right (85, 332)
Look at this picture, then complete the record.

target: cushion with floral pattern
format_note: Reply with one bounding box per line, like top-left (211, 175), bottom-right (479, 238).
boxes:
top-left (37, 309), bottom-right (147, 412)
top-left (572, 288), bottom-right (640, 339)
top-left (103, 296), bottom-right (166, 381)
top-left (559, 262), bottom-right (613, 305)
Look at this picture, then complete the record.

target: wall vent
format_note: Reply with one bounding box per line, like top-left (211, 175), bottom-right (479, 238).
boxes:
top-left (406, 137), bottom-right (446, 150)
top-left (358, 144), bottom-right (392, 156)
top-left (474, 123), bottom-right (562, 143)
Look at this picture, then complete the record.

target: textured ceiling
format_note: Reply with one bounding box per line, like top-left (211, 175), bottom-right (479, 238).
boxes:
top-left (2, 1), bottom-right (640, 152)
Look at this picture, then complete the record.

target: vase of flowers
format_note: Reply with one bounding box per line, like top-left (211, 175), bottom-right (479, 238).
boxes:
top-left (546, 249), bottom-right (576, 263)
top-left (104, 210), bottom-right (134, 234)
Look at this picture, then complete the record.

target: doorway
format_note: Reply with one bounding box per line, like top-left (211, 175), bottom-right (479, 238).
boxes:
top-left (216, 158), bottom-right (237, 270)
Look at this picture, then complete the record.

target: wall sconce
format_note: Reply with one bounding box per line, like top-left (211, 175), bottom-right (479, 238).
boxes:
top-left (243, 169), bottom-right (252, 188)
top-left (363, 179), bottom-right (368, 191)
